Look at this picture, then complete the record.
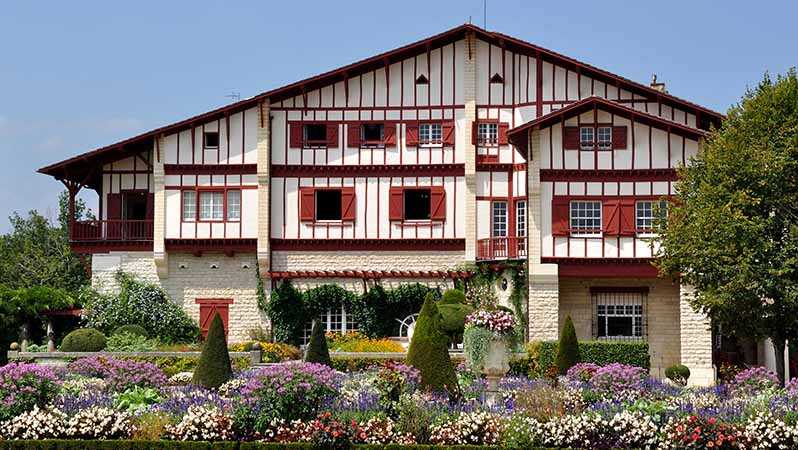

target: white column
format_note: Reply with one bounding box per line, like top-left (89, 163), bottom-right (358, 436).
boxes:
top-left (153, 136), bottom-right (167, 278)
top-left (527, 127), bottom-right (560, 340)
top-left (463, 31), bottom-right (477, 261)
top-left (679, 283), bottom-right (715, 385)
top-left (257, 100), bottom-right (271, 277)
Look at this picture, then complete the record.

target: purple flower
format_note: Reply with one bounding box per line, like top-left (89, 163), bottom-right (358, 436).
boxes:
top-left (730, 366), bottom-right (779, 394)
top-left (67, 356), bottom-right (167, 391)
top-left (0, 362), bottom-right (60, 421)
top-left (588, 363), bottom-right (648, 394)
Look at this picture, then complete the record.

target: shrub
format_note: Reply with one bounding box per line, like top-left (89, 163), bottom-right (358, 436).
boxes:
top-left (440, 288), bottom-right (467, 305)
top-left (67, 356), bottom-right (167, 391)
top-left (731, 366), bottom-right (780, 394)
top-left (556, 316), bottom-right (579, 374)
top-left (438, 302), bottom-right (475, 335)
top-left (0, 362), bottom-right (60, 421)
top-left (113, 324), bottom-right (149, 337)
top-left (82, 272), bottom-right (199, 344)
top-left (193, 313), bottom-right (233, 389)
top-left (350, 284), bottom-right (392, 338)
top-left (406, 294), bottom-right (459, 396)
top-left (265, 280), bottom-right (305, 345)
top-left (566, 362), bottom-right (601, 383)
top-left (589, 363), bottom-right (648, 394)
top-left (528, 340), bottom-right (650, 376)
top-left (228, 341), bottom-right (301, 362)
top-left (330, 357), bottom-right (405, 372)
top-left (105, 332), bottom-right (158, 352)
top-left (60, 327), bottom-right (107, 352)
top-left (665, 364), bottom-right (691, 385)
top-left (304, 320), bottom-right (332, 366)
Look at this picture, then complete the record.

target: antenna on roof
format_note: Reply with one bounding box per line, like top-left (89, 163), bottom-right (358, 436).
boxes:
top-left (225, 92), bottom-right (241, 102)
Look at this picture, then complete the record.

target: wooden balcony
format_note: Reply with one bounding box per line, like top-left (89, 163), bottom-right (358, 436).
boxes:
top-left (477, 236), bottom-right (527, 260)
top-left (69, 220), bottom-right (153, 252)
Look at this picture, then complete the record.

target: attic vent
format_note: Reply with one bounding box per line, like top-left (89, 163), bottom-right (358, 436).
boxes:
top-left (490, 73), bottom-right (504, 84)
top-left (415, 74), bottom-right (429, 85)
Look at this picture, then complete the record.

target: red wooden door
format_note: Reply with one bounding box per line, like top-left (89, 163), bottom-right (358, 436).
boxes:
top-left (196, 299), bottom-right (233, 339)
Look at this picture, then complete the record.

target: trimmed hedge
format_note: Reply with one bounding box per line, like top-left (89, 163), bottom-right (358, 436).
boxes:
top-left (0, 442), bottom-right (515, 450)
top-left (527, 340), bottom-right (650, 377)
top-left (60, 328), bottom-right (107, 352)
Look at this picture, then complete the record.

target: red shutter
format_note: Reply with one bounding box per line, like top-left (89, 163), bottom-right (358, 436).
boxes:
top-left (563, 127), bottom-right (579, 150)
top-left (326, 123), bottom-right (339, 147)
top-left (612, 126), bottom-right (627, 149)
top-left (347, 123), bottom-right (361, 148)
top-left (289, 123), bottom-right (303, 148)
top-left (498, 122), bottom-right (509, 145)
top-left (106, 194), bottom-right (122, 219)
top-left (299, 187), bottom-right (316, 221)
top-left (341, 187), bottom-right (356, 221)
top-left (551, 197), bottom-right (570, 236)
top-left (389, 187), bottom-right (404, 220)
top-left (618, 198), bottom-right (636, 235)
top-left (146, 193), bottom-right (154, 219)
top-left (443, 121), bottom-right (455, 145)
top-left (383, 123), bottom-right (396, 147)
top-left (602, 199), bottom-right (620, 235)
top-left (406, 122), bottom-right (419, 147)
top-left (471, 121), bottom-right (478, 145)
top-left (198, 303), bottom-right (230, 339)
top-left (429, 187), bottom-right (446, 220)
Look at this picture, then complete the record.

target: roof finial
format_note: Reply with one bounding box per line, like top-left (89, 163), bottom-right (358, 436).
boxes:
top-left (650, 74), bottom-right (668, 93)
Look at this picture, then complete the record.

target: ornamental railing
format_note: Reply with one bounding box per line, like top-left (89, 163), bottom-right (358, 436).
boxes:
top-left (476, 236), bottom-right (527, 260)
top-left (70, 219), bottom-right (153, 242)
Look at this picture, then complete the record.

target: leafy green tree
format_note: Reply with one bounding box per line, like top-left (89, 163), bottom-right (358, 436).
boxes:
top-left (57, 189), bottom-right (95, 232)
top-left (556, 315), bottom-right (579, 374)
top-left (655, 69), bottom-right (798, 383)
top-left (192, 313), bottom-right (232, 388)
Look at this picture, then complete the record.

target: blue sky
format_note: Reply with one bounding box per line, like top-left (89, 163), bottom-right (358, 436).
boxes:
top-left (1, 0), bottom-right (795, 232)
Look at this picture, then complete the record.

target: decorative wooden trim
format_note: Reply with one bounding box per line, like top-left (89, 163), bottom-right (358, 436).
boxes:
top-left (164, 164), bottom-right (257, 175)
top-left (165, 238), bottom-right (257, 253)
top-left (540, 169), bottom-right (678, 182)
top-left (269, 269), bottom-right (472, 280)
top-left (475, 163), bottom-right (526, 172)
top-left (70, 241), bottom-right (153, 254)
top-left (195, 298), bottom-right (234, 305)
top-left (271, 163), bottom-right (464, 177)
top-left (270, 238), bottom-right (465, 251)
top-left (590, 286), bottom-right (650, 294)
top-left (543, 257), bottom-right (660, 278)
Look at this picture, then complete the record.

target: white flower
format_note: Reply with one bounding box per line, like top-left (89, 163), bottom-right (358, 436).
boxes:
top-left (168, 372), bottom-right (194, 385)
top-left (66, 406), bottom-right (134, 439)
top-left (0, 406), bottom-right (66, 440)
top-left (166, 405), bottom-right (233, 441)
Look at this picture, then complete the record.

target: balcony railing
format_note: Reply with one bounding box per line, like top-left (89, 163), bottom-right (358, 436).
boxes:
top-left (477, 236), bottom-right (527, 260)
top-left (70, 220), bottom-right (153, 242)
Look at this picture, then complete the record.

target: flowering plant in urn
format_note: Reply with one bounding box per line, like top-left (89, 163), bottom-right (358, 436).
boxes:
top-left (462, 309), bottom-right (516, 374)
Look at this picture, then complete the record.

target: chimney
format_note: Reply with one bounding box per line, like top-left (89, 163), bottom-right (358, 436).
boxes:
top-left (650, 74), bottom-right (668, 93)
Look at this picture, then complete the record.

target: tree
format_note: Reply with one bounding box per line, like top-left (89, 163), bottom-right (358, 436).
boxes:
top-left (556, 315), bottom-right (579, 374)
top-left (304, 319), bottom-right (332, 367)
top-left (192, 313), bottom-right (232, 389)
top-left (57, 190), bottom-right (95, 232)
top-left (655, 69), bottom-right (798, 383)
top-left (406, 294), bottom-right (459, 396)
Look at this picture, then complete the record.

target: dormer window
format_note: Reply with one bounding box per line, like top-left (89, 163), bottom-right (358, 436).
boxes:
top-left (597, 126), bottom-right (612, 150)
top-left (565, 125), bottom-right (627, 151)
top-left (203, 131), bottom-right (219, 149)
top-left (579, 127), bottom-right (594, 150)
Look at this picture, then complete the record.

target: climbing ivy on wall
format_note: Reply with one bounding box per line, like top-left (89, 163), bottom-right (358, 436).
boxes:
top-left (456, 261), bottom-right (528, 340)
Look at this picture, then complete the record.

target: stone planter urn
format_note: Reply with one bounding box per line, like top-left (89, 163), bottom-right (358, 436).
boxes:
top-left (481, 338), bottom-right (510, 406)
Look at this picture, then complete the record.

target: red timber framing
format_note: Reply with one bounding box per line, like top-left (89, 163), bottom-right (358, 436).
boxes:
top-left (268, 269), bottom-right (472, 280)
top-left (40, 24), bottom-right (721, 186)
top-left (270, 238), bottom-right (464, 251)
top-left (271, 163), bottom-right (463, 177)
top-left (164, 164), bottom-right (257, 175)
top-left (545, 258), bottom-right (659, 278)
top-left (165, 238), bottom-right (257, 256)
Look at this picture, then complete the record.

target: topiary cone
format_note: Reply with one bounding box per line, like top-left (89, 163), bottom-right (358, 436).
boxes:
top-left (192, 312), bottom-right (232, 389)
top-left (304, 319), bottom-right (332, 367)
top-left (556, 315), bottom-right (579, 375)
top-left (406, 294), bottom-right (459, 397)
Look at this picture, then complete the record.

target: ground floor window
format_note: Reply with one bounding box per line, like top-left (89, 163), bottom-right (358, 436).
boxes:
top-left (591, 288), bottom-right (647, 340)
top-left (302, 305), bottom-right (358, 344)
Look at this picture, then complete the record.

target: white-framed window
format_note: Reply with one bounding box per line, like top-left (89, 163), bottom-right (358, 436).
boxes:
top-left (199, 191), bottom-right (224, 221)
top-left (492, 201), bottom-right (507, 237)
top-left (570, 200), bottom-right (602, 235)
top-left (419, 123), bottom-right (442, 145)
top-left (516, 201), bottom-right (526, 237)
top-left (182, 191), bottom-right (196, 221)
top-left (478, 123), bottom-right (498, 145)
top-left (579, 126), bottom-right (595, 150)
top-left (226, 190), bottom-right (241, 221)
top-left (597, 126), bottom-right (612, 150)
top-left (592, 290), bottom-right (646, 340)
top-left (302, 305), bottom-right (358, 345)
top-left (636, 200), bottom-right (667, 232)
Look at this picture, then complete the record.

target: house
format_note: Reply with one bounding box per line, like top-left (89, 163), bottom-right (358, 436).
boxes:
top-left (39, 24), bottom-right (724, 384)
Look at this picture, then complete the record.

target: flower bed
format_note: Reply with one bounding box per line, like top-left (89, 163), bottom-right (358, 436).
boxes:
top-left (1, 357), bottom-right (797, 448)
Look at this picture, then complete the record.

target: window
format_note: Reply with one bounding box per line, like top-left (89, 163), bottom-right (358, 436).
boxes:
top-left (404, 189), bottom-right (431, 220)
top-left (226, 190), bottom-right (241, 221)
top-left (516, 201), bottom-right (527, 237)
top-left (182, 191), bottom-right (196, 221)
top-left (199, 191), bottom-right (224, 221)
top-left (315, 190), bottom-right (342, 221)
top-left (597, 126), bottom-right (612, 150)
top-left (579, 127), bottom-right (594, 150)
top-left (361, 123), bottom-right (384, 142)
top-left (570, 201), bottom-right (602, 234)
top-left (477, 123), bottom-right (498, 145)
top-left (636, 200), bottom-right (667, 232)
top-left (592, 290), bottom-right (647, 340)
top-left (303, 124), bottom-right (327, 143)
top-left (302, 305), bottom-right (358, 345)
top-left (419, 123), bottom-right (442, 145)
top-left (492, 201), bottom-right (507, 237)
top-left (203, 132), bottom-right (219, 148)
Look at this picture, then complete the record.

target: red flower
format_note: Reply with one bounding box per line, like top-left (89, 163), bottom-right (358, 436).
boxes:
top-left (708, 417), bottom-right (717, 425)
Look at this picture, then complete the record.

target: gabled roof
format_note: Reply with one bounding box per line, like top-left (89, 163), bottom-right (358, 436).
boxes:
top-left (506, 96), bottom-right (708, 154)
top-left (39, 23), bottom-right (722, 184)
